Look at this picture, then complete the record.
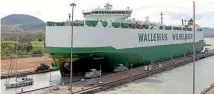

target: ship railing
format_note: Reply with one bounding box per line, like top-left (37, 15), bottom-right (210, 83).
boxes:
top-left (46, 20), bottom-right (195, 32)
top-left (47, 20), bottom-right (84, 26)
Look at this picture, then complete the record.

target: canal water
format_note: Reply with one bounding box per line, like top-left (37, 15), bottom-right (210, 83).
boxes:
top-left (0, 71), bottom-right (83, 94)
top-left (1, 38), bottom-right (213, 94)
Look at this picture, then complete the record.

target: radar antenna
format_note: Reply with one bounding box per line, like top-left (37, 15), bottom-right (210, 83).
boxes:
top-left (104, 3), bottom-right (112, 10)
top-left (145, 16), bottom-right (149, 23)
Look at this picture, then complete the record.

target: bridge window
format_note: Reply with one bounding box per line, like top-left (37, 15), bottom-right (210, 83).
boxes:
top-left (84, 13), bottom-right (91, 16)
top-left (160, 26), bottom-right (164, 30)
top-left (186, 28), bottom-right (192, 31)
top-left (197, 28), bottom-right (202, 31)
top-left (173, 27), bottom-right (177, 30)
top-left (127, 11), bottom-right (131, 14)
top-left (165, 26), bottom-right (172, 30)
top-left (142, 25), bottom-right (149, 29)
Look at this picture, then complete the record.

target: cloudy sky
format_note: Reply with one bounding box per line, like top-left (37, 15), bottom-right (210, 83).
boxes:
top-left (0, 0), bottom-right (213, 27)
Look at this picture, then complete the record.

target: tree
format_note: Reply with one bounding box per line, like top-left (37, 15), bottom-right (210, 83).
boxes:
top-left (1, 42), bottom-right (15, 56)
top-left (1, 41), bottom-right (42, 57)
top-left (35, 31), bottom-right (45, 42)
top-left (43, 41), bottom-right (46, 48)
top-left (31, 47), bottom-right (42, 55)
top-left (14, 43), bottom-right (22, 51)
top-left (26, 42), bottom-right (33, 54)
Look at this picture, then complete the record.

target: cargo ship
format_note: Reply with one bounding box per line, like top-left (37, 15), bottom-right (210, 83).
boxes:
top-left (45, 3), bottom-right (204, 77)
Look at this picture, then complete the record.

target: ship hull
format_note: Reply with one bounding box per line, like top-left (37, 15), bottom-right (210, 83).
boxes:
top-left (46, 26), bottom-right (204, 77)
top-left (46, 40), bottom-right (204, 77)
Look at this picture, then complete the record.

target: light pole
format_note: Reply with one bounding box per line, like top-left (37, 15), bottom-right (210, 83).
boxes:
top-left (193, 1), bottom-right (196, 94)
top-left (69, 2), bottom-right (76, 94)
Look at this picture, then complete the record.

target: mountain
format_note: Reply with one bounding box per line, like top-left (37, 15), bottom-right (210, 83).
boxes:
top-left (1, 14), bottom-right (45, 25)
top-left (202, 27), bottom-right (214, 32)
top-left (1, 14), bottom-right (46, 32)
top-left (202, 27), bottom-right (214, 38)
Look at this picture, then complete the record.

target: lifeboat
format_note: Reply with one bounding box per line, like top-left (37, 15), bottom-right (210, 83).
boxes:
top-left (136, 23), bottom-right (142, 29)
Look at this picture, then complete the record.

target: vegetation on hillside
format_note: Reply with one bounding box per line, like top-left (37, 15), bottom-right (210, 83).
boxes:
top-left (1, 24), bottom-right (45, 32)
top-left (1, 25), bottom-right (22, 32)
top-left (35, 31), bottom-right (45, 42)
top-left (18, 24), bottom-right (45, 31)
top-left (1, 31), bottom-right (45, 57)
top-left (2, 31), bottom-right (45, 42)
top-left (1, 41), bottom-right (43, 57)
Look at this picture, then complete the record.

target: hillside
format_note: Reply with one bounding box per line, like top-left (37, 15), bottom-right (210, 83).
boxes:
top-left (1, 14), bottom-right (46, 32)
top-left (202, 27), bottom-right (214, 32)
top-left (1, 14), bottom-right (45, 25)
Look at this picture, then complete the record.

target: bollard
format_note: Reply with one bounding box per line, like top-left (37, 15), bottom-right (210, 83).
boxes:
top-left (144, 65), bottom-right (148, 71)
top-left (21, 88), bottom-right (23, 93)
top-left (159, 63), bottom-right (162, 68)
top-left (148, 65), bottom-right (152, 71)
top-left (171, 57), bottom-right (174, 65)
top-left (81, 85), bottom-right (84, 90)
top-left (151, 60), bottom-right (155, 69)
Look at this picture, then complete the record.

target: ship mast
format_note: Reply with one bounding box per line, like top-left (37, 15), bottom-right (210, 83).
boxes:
top-left (160, 12), bottom-right (163, 24)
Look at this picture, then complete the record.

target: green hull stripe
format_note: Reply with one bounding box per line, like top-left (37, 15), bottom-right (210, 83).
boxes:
top-left (45, 46), bottom-right (116, 54)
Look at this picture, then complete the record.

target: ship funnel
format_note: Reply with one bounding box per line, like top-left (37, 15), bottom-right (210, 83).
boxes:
top-left (188, 18), bottom-right (193, 25)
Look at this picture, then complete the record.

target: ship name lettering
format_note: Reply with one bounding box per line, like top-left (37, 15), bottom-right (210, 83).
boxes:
top-left (172, 34), bottom-right (193, 40)
top-left (138, 33), bottom-right (168, 42)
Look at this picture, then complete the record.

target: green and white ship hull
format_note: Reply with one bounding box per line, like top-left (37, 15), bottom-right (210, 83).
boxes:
top-left (46, 26), bottom-right (204, 77)
top-left (45, 3), bottom-right (204, 77)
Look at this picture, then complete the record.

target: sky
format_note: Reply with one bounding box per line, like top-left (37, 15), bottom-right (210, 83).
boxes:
top-left (0, 0), bottom-right (214, 27)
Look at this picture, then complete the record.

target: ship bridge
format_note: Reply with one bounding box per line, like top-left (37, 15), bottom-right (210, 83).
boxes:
top-left (82, 3), bottom-right (132, 22)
